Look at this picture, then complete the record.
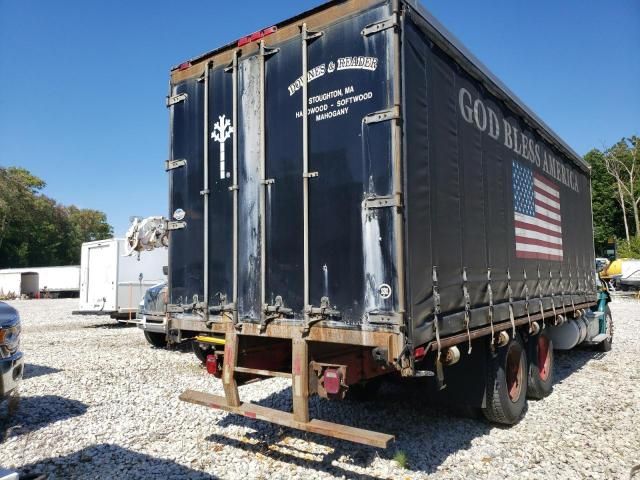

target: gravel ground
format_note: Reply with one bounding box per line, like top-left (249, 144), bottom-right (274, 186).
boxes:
top-left (0, 298), bottom-right (638, 479)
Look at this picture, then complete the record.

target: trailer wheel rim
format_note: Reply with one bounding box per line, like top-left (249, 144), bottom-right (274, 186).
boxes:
top-left (506, 345), bottom-right (524, 402)
top-left (537, 335), bottom-right (551, 381)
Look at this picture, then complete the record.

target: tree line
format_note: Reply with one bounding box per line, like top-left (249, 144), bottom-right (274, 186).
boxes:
top-left (0, 167), bottom-right (113, 268)
top-left (588, 136), bottom-right (640, 258)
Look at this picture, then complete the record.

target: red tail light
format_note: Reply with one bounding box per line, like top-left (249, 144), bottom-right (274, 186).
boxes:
top-left (206, 354), bottom-right (218, 375)
top-left (238, 26), bottom-right (277, 47)
top-left (323, 369), bottom-right (341, 395)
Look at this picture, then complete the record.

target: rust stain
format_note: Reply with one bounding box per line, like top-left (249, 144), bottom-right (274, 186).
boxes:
top-left (224, 344), bottom-right (233, 358)
top-left (293, 356), bottom-right (302, 375)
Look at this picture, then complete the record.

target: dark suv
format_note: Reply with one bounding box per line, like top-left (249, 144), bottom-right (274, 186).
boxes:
top-left (0, 302), bottom-right (23, 399)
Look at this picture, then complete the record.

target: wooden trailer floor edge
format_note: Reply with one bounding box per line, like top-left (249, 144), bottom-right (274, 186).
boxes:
top-left (179, 389), bottom-right (394, 448)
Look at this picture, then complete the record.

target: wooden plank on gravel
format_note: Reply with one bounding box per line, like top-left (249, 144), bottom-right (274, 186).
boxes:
top-left (179, 389), bottom-right (394, 448)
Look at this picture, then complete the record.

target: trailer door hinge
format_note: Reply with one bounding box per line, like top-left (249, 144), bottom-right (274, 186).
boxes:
top-left (166, 93), bottom-right (188, 107)
top-left (368, 311), bottom-right (403, 325)
top-left (259, 46), bottom-right (280, 58)
top-left (167, 220), bottom-right (187, 231)
top-left (303, 296), bottom-right (341, 335)
top-left (361, 16), bottom-right (399, 36)
top-left (208, 303), bottom-right (236, 314)
top-left (363, 193), bottom-right (402, 209)
top-left (363, 105), bottom-right (401, 125)
top-left (165, 158), bottom-right (187, 171)
top-left (304, 30), bottom-right (324, 41)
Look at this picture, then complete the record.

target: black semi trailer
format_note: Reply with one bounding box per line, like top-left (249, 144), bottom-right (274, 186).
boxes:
top-left (165, 0), bottom-right (613, 447)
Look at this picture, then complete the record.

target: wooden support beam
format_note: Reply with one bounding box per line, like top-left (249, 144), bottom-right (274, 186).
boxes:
top-left (222, 329), bottom-right (241, 407)
top-left (291, 338), bottom-right (310, 423)
top-left (179, 389), bottom-right (394, 448)
top-left (233, 366), bottom-right (292, 378)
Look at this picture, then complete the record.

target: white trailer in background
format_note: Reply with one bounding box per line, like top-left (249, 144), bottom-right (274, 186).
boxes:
top-left (0, 266), bottom-right (80, 298)
top-left (0, 273), bottom-right (21, 298)
top-left (0, 272), bottom-right (37, 298)
top-left (76, 238), bottom-right (167, 319)
top-left (34, 266), bottom-right (80, 294)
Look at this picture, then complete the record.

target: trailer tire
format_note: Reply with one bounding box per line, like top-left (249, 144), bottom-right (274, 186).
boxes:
top-left (527, 330), bottom-right (554, 400)
top-left (192, 341), bottom-right (213, 364)
top-left (599, 305), bottom-right (614, 352)
top-left (482, 335), bottom-right (528, 425)
top-left (143, 331), bottom-right (167, 348)
top-left (345, 377), bottom-right (382, 401)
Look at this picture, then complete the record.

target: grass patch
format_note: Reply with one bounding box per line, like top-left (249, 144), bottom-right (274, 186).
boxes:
top-left (393, 450), bottom-right (408, 469)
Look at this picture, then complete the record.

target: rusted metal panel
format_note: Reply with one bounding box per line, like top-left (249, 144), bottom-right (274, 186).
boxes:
top-left (179, 389), bottom-right (394, 448)
top-left (172, 314), bottom-right (399, 341)
top-left (309, 346), bottom-right (391, 385)
top-left (243, 323), bottom-right (404, 362)
top-left (169, 315), bottom-right (223, 332)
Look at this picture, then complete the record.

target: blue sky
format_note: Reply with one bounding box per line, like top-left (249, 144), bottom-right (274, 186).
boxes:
top-left (1, 0), bottom-right (638, 236)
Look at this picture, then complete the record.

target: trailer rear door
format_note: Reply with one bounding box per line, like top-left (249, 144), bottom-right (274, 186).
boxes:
top-left (169, 0), bottom-right (402, 327)
top-left (85, 242), bottom-right (117, 311)
top-left (243, 2), bottom-right (400, 325)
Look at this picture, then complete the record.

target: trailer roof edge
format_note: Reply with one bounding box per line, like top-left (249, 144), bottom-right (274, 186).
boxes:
top-left (404, 0), bottom-right (589, 173)
top-left (170, 0), bottom-right (378, 73)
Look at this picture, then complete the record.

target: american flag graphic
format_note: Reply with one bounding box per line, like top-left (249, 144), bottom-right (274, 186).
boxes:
top-left (512, 160), bottom-right (563, 261)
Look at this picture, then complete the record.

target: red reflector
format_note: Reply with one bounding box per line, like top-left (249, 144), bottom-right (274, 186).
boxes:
top-left (206, 354), bottom-right (218, 375)
top-left (178, 62), bottom-right (191, 71)
top-left (414, 346), bottom-right (426, 359)
top-left (262, 26), bottom-right (277, 37)
top-left (323, 369), bottom-right (341, 395)
top-left (237, 26), bottom-right (277, 47)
